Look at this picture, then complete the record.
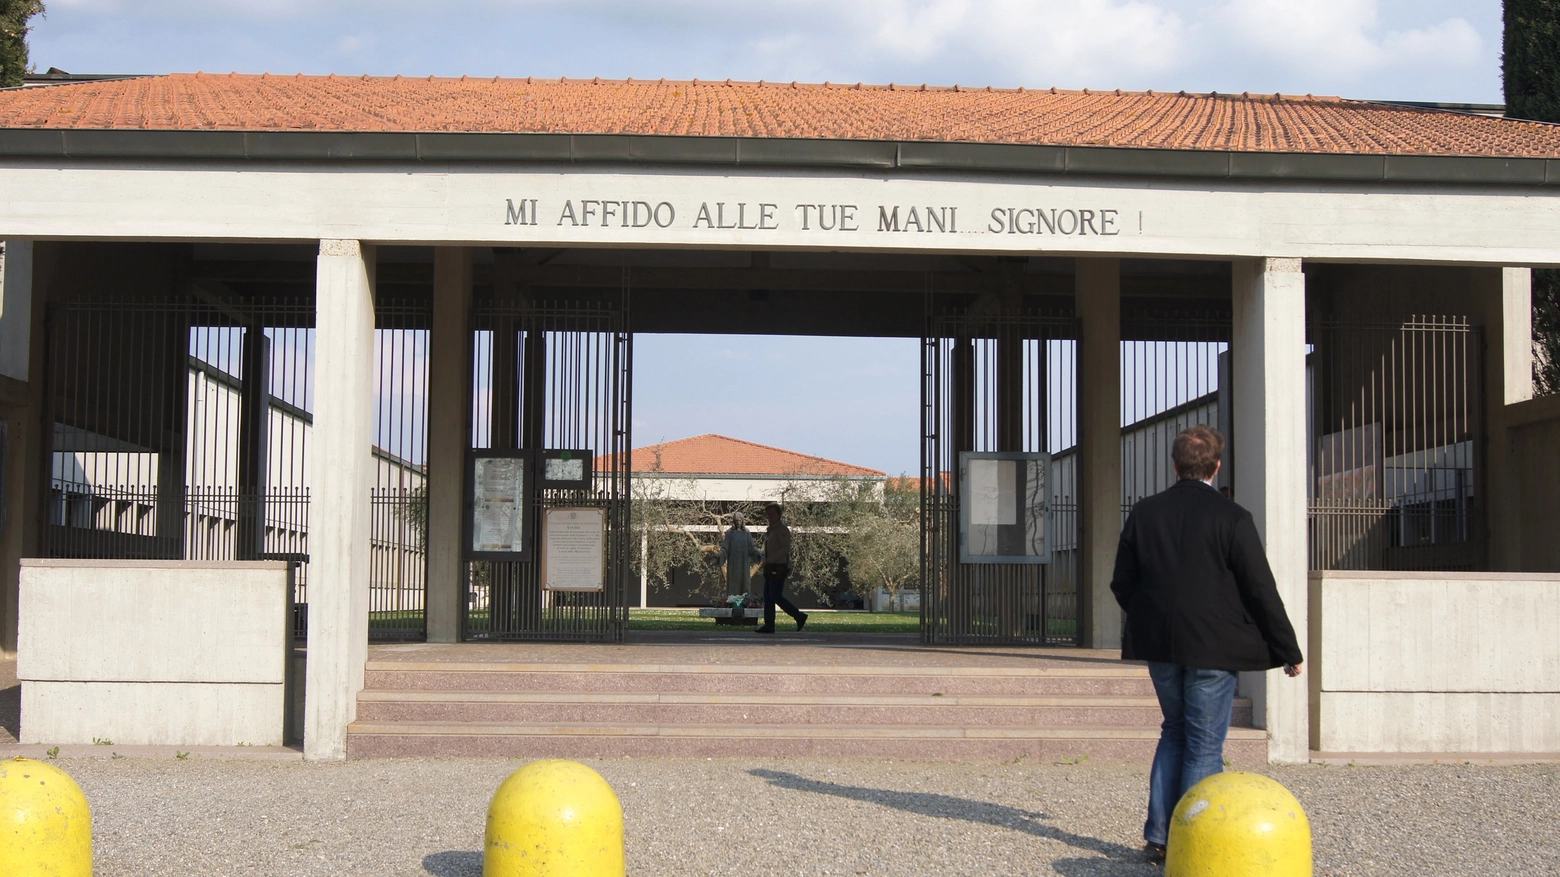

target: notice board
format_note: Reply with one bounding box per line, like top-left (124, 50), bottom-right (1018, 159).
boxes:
top-left (542, 507), bottom-right (606, 591)
top-left (958, 451), bottom-right (1051, 564)
top-left (468, 451), bottom-right (531, 561)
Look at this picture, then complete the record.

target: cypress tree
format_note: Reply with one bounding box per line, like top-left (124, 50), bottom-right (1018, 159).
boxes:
top-left (1504, 1), bottom-right (1560, 394)
top-left (0, 1), bottom-right (44, 88)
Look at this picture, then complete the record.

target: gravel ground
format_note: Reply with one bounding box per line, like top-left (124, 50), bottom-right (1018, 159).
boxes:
top-left (25, 755), bottom-right (1557, 876)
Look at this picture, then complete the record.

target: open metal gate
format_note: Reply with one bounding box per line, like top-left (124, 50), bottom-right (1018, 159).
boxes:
top-left (465, 292), bottom-right (632, 641)
top-left (921, 304), bottom-right (1079, 645)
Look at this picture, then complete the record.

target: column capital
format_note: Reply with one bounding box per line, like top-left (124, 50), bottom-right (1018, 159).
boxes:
top-left (319, 239), bottom-right (362, 257)
top-left (1258, 257), bottom-right (1302, 274)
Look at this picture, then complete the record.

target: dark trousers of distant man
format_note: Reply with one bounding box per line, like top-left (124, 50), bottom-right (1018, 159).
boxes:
top-left (760, 562), bottom-right (804, 630)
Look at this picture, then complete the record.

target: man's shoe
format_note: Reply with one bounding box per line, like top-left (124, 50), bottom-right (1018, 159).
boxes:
top-left (754, 626), bottom-right (775, 634)
top-left (1143, 842), bottom-right (1167, 866)
top-left (796, 613), bottom-right (809, 632)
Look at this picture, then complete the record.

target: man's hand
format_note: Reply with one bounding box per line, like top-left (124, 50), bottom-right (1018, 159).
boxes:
top-left (1284, 662), bottom-right (1303, 678)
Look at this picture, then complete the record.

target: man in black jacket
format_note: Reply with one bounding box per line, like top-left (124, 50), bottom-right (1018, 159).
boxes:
top-left (1111, 424), bottom-right (1303, 864)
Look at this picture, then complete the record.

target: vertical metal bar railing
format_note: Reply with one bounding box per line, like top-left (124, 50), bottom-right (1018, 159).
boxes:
top-left (464, 293), bottom-right (630, 642)
top-left (1307, 317), bottom-right (1483, 572)
top-left (922, 307), bottom-right (1078, 646)
top-left (43, 294), bottom-right (319, 637)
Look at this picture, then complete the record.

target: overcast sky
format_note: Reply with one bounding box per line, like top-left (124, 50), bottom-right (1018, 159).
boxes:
top-left (28, 2), bottom-right (1509, 475)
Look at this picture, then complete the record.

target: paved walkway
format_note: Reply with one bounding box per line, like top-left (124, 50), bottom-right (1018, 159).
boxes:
top-left (43, 755), bottom-right (1560, 876)
top-left (5, 655), bottom-right (1559, 874)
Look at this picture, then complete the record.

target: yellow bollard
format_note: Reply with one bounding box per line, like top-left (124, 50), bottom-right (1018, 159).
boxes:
top-left (1166, 771), bottom-right (1311, 877)
top-left (0, 756), bottom-right (93, 877)
top-left (484, 759), bottom-right (625, 877)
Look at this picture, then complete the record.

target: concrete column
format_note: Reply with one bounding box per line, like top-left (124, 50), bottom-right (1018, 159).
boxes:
top-left (0, 240), bottom-right (35, 658)
top-left (1481, 267), bottom-right (1533, 570)
top-left (236, 329), bottom-right (271, 560)
top-left (995, 325), bottom-right (1025, 453)
top-left (1, 240), bottom-right (32, 381)
top-left (1077, 258), bottom-right (1122, 650)
top-left (304, 239), bottom-right (376, 761)
top-left (1231, 257), bottom-right (1309, 764)
top-left (426, 247), bottom-right (471, 643)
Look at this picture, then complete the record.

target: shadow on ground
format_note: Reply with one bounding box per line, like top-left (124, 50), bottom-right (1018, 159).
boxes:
top-left (1, 684), bottom-right (18, 743)
top-left (748, 768), bottom-right (1143, 863)
top-left (422, 850), bottom-right (481, 877)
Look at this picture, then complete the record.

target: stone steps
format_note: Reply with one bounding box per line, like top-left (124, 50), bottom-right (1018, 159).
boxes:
top-left (347, 657), bottom-right (1269, 762)
top-left (346, 720), bottom-right (1270, 762)
top-left (361, 662), bottom-right (1159, 696)
top-left (354, 689), bottom-right (1254, 727)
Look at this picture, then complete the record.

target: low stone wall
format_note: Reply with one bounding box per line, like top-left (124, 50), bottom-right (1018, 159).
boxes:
top-left (1309, 570), bottom-right (1560, 753)
top-left (18, 559), bottom-right (293, 746)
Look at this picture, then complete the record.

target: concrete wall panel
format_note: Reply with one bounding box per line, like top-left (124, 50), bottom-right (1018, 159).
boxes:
top-left (1318, 692), bottom-right (1560, 753)
top-left (18, 559), bottom-right (290, 684)
top-left (21, 680), bottom-right (285, 747)
top-left (16, 559), bottom-right (291, 746)
top-left (1312, 571), bottom-right (1560, 752)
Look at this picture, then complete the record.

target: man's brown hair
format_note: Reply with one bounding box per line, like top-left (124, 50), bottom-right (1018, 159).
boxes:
top-left (1171, 424), bottom-right (1225, 481)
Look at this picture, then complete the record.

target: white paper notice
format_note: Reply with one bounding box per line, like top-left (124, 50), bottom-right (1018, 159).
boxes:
top-left (968, 459), bottom-right (1017, 525)
top-left (472, 457), bottom-right (524, 552)
top-left (544, 457), bottom-right (586, 482)
top-left (543, 507), bottom-right (606, 591)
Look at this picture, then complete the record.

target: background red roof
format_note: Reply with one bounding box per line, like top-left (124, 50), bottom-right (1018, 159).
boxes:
top-left (1, 74), bottom-right (1558, 158)
top-left (628, 435), bottom-right (884, 477)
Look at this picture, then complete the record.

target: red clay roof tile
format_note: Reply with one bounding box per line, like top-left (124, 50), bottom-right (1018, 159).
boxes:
top-left (628, 435), bottom-right (883, 478)
top-left (1, 74), bottom-right (1557, 158)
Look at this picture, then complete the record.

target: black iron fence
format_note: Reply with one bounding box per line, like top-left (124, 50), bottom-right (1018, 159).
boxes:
top-left (921, 306), bottom-right (1079, 646)
top-left (1307, 316), bottom-right (1483, 571)
top-left (466, 293), bottom-right (632, 642)
top-left (43, 286), bottom-right (433, 639)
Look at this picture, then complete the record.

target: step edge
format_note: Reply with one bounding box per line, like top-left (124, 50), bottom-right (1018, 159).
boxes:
top-left (356, 691), bottom-right (1250, 709)
top-left (346, 721), bottom-right (1270, 741)
top-left (364, 662), bottom-right (1145, 677)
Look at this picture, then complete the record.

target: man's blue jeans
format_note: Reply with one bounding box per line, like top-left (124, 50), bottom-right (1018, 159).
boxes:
top-left (1144, 663), bottom-right (1239, 846)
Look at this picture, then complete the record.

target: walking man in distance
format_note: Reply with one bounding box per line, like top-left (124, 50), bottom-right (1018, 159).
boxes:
top-left (756, 502), bottom-right (808, 634)
top-left (1110, 424), bottom-right (1303, 865)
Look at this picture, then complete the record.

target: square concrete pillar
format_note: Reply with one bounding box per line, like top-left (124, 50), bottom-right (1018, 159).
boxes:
top-left (1481, 267), bottom-right (1534, 571)
top-left (304, 240), bottom-right (377, 761)
top-left (426, 247), bottom-right (472, 643)
top-left (1232, 257), bottom-right (1309, 764)
top-left (1077, 259), bottom-right (1123, 650)
top-left (0, 240), bottom-right (35, 658)
top-left (1, 240), bottom-right (32, 381)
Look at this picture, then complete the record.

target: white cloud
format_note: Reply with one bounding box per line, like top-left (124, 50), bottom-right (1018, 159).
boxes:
top-left (858, 0), bottom-right (1190, 84)
top-left (1217, 0), bottom-right (1481, 77)
top-left (335, 33), bottom-right (372, 56)
top-left (29, 0), bottom-right (1502, 100)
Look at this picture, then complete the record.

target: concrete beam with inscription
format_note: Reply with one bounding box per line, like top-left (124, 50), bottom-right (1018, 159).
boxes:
top-left (0, 163), bottom-right (1556, 265)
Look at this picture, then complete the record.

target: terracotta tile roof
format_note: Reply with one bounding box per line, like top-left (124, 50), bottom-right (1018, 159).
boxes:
top-left (628, 434), bottom-right (884, 477)
top-left (1, 74), bottom-right (1557, 158)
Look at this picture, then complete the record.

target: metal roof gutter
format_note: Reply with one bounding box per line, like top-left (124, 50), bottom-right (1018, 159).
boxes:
top-left (0, 129), bottom-right (1555, 186)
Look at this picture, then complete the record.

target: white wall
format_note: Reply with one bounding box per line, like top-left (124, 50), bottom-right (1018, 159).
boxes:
top-left (17, 559), bottom-right (293, 746)
top-left (1310, 570), bottom-right (1560, 752)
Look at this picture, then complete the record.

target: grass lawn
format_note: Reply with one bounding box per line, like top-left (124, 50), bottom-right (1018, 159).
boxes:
top-left (370, 608), bottom-right (1073, 639)
top-left (629, 608), bottom-right (921, 633)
